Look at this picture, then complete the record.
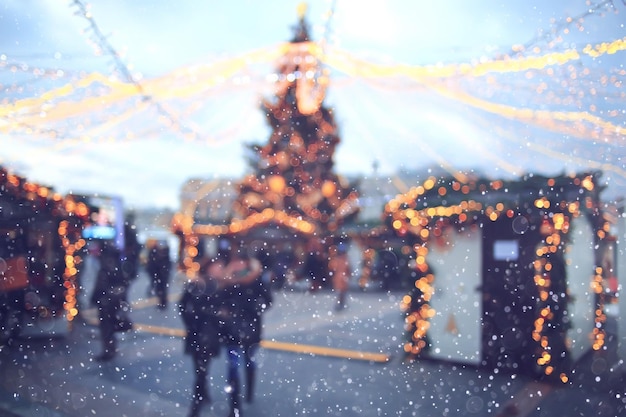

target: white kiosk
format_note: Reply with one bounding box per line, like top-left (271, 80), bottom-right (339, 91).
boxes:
top-left (393, 172), bottom-right (609, 378)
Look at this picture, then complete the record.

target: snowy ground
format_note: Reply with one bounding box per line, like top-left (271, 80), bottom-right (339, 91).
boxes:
top-left (0, 267), bottom-right (624, 417)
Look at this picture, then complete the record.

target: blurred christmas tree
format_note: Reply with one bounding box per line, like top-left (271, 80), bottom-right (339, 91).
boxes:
top-left (231, 7), bottom-right (360, 236)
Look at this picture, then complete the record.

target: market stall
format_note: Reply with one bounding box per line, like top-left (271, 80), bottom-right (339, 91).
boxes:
top-left (386, 171), bottom-right (612, 381)
top-left (0, 166), bottom-right (89, 346)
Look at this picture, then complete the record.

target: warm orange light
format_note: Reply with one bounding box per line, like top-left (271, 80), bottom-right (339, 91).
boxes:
top-left (582, 176), bottom-right (594, 191)
top-left (268, 175), bottom-right (286, 194)
top-left (321, 180), bottom-right (336, 198)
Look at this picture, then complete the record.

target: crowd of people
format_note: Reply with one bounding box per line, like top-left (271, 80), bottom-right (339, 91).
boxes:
top-left (88, 234), bottom-right (352, 417)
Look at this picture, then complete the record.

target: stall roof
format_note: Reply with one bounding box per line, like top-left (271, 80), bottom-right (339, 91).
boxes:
top-left (387, 171), bottom-right (604, 211)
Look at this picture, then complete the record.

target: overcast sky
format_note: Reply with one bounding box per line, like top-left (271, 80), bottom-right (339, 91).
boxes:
top-left (1, 0), bottom-right (624, 209)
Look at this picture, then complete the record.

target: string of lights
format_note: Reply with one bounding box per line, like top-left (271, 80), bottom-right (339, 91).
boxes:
top-left (2, 33), bottom-right (623, 116)
top-left (507, 0), bottom-right (625, 56)
top-left (69, 0), bottom-right (202, 142)
top-left (3, 37), bottom-right (622, 135)
top-left (0, 2), bottom-right (623, 202)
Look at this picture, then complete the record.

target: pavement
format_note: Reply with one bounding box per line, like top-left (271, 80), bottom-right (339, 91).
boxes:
top-left (1, 266), bottom-right (625, 417)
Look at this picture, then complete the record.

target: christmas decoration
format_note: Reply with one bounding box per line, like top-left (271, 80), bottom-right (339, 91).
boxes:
top-left (175, 10), bottom-right (360, 277)
top-left (1, 1), bottom-right (624, 209)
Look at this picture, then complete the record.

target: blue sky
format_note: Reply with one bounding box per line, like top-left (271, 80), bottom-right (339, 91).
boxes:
top-left (1, 0), bottom-right (625, 209)
top-left (4, 1), bottom-right (608, 70)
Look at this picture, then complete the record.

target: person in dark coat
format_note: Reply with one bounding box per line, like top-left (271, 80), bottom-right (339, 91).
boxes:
top-left (329, 242), bottom-right (350, 311)
top-left (122, 218), bottom-right (141, 283)
top-left (147, 241), bottom-right (171, 309)
top-left (91, 242), bottom-right (132, 362)
top-left (179, 256), bottom-right (227, 417)
top-left (303, 237), bottom-right (328, 291)
top-left (180, 247), bottom-right (266, 417)
top-left (219, 249), bottom-right (268, 417)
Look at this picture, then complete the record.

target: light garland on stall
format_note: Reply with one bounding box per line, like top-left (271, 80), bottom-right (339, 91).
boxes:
top-left (532, 204), bottom-right (570, 382)
top-left (400, 244), bottom-right (435, 356)
top-left (58, 197), bottom-right (90, 325)
top-left (176, 208), bottom-right (318, 278)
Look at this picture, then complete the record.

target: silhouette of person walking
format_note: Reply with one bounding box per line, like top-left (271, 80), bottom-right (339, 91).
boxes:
top-left (122, 216), bottom-right (141, 282)
top-left (303, 237), bottom-right (328, 291)
top-left (220, 249), bottom-right (269, 417)
top-left (179, 242), bottom-right (268, 417)
top-left (147, 240), bottom-right (171, 309)
top-left (179, 255), bottom-right (227, 417)
top-left (329, 241), bottom-right (350, 311)
top-left (91, 241), bottom-right (132, 362)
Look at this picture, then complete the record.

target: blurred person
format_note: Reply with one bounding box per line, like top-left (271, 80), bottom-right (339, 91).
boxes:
top-left (122, 216), bottom-right (141, 283)
top-left (180, 243), bottom-right (268, 417)
top-left (219, 247), bottom-right (268, 417)
top-left (375, 249), bottom-right (399, 291)
top-left (329, 241), bottom-right (350, 311)
top-left (179, 255), bottom-right (227, 417)
top-left (91, 241), bottom-right (133, 362)
top-left (147, 240), bottom-right (172, 309)
top-left (303, 237), bottom-right (327, 291)
top-left (271, 249), bottom-right (293, 289)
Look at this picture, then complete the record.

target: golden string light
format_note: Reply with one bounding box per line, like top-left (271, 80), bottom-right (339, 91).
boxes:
top-left (57, 218), bottom-right (87, 324)
top-left (69, 0), bottom-right (206, 141)
top-left (456, 99), bottom-right (626, 181)
top-left (318, 37), bottom-right (626, 78)
top-left (2, 34), bottom-right (623, 144)
top-left (509, 0), bottom-right (622, 56)
top-left (525, 141), bottom-right (626, 179)
top-left (424, 81), bottom-right (623, 143)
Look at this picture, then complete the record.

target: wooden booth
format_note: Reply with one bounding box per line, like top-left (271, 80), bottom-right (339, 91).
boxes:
top-left (385, 171), bottom-right (611, 381)
top-left (1, 167), bottom-right (89, 345)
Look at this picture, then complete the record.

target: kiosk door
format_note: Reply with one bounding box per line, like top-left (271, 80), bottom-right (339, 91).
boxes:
top-left (565, 216), bottom-right (596, 361)
top-left (482, 216), bottom-right (538, 373)
top-left (427, 227), bottom-right (482, 364)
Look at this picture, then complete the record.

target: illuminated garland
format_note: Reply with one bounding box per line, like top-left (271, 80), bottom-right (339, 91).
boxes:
top-left (325, 38), bottom-right (626, 79)
top-left (173, 207), bottom-right (318, 277)
top-left (58, 197), bottom-right (90, 324)
top-left (4, 0), bottom-right (624, 152)
top-left (194, 208), bottom-right (316, 236)
top-left (1, 35), bottom-right (623, 147)
top-left (400, 245), bottom-right (435, 357)
top-left (532, 204), bottom-right (570, 382)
